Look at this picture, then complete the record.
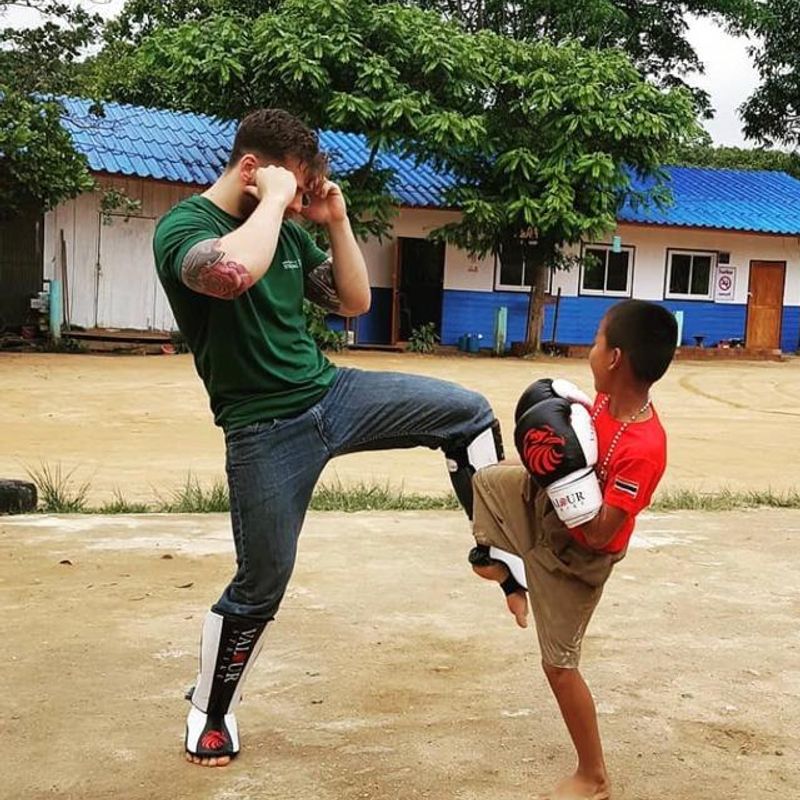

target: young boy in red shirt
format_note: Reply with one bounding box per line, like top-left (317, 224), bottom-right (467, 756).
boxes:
top-left (469, 300), bottom-right (677, 800)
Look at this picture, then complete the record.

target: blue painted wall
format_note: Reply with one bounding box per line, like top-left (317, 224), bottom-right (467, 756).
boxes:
top-left (440, 290), bottom-right (800, 351)
top-left (345, 286), bottom-right (800, 353)
top-left (782, 307), bottom-right (800, 353)
top-left (327, 287), bottom-right (393, 345)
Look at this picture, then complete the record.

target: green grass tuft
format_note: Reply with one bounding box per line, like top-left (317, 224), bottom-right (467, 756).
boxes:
top-left (651, 488), bottom-right (800, 512)
top-left (26, 462), bottom-right (90, 513)
top-left (309, 479), bottom-right (460, 512)
top-left (96, 489), bottom-right (152, 515)
top-left (155, 475), bottom-right (230, 513)
top-left (23, 461), bottom-right (800, 515)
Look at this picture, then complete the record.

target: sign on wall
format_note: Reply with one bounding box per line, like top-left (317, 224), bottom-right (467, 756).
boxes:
top-left (714, 265), bottom-right (737, 303)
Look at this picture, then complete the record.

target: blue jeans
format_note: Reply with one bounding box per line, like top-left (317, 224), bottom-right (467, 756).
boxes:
top-left (214, 367), bottom-right (496, 620)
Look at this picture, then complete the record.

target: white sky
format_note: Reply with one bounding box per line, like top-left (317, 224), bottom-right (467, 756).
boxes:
top-left (3, 1), bottom-right (762, 147)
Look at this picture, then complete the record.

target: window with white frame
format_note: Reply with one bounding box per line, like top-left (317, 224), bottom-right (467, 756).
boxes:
top-left (666, 250), bottom-right (715, 299)
top-left (580, 244), bottom-right (633, 296)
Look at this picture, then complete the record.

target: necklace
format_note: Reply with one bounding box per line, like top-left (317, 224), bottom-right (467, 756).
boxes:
top-left (592, 395), bottom-right (651, 481)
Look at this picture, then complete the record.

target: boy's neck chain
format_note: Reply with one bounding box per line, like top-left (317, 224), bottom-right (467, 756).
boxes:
top-left (592, 395), bottom-right (651, 481)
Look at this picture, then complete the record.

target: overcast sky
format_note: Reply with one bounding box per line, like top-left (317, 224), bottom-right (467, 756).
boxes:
top-left (3, 1), bottom-right (761, 148)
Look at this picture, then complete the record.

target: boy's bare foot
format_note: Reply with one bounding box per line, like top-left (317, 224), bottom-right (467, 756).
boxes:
top-left (538, 773), bottom-right (611, 800)
top-left (505, 589), bottom-right (529, 628)
top-left (471, 562), bottom-right (529, 628)
top-left (185, 752), bottom-right (232, 767)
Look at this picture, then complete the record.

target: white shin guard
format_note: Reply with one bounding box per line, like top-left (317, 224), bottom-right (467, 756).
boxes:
top-left (185, 610), bottom-right (268, 758)
top-left (446, 421), bottom-right (504, 519)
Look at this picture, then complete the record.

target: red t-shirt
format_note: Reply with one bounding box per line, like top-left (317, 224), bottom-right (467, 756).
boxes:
top-left (570, 393), bottom-right (667, 554)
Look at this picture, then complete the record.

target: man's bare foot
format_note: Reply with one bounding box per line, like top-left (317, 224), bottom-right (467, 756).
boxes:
top-left (472, 562), bottom-right (529, 628)
top-left (185, 751), bottom-right (232, 767)
top-left (538, 773), bottom-right (611, 800)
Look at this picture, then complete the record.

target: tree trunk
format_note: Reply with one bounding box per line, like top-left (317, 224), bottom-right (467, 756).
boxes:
top-left (525, 260), bottom-right (549, 351)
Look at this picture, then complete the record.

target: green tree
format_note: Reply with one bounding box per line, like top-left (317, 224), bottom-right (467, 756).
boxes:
top-left (741, 0), bottom-right (800, 147)
top-left (379, 0), bottom-right (759, 115)
top-left (0, 2), bottom-right (98, 215)
top-left (674, 142), bottom-right (800, 180)
top-left (0, 91), bottom-right (94, 216)
top-left (429, 36), bottom-right (697, 345)
top-left (96, 0), bottom-right (697, 348)
top-left (0, 1), bottom-right (102, 94)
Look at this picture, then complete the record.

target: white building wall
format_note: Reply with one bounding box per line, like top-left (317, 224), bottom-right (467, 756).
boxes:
top-left (543, 225), bottom-right (798, 304)
top-left (364, 207), bottom-right (495, 291)
top-left (47, 178), bottom-right (800, 334)
top-left (44, 176), bottom-right (196, 330)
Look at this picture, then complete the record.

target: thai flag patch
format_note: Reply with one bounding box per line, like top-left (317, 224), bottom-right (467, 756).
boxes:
top-left (614, 477), bottom-right (640, 498)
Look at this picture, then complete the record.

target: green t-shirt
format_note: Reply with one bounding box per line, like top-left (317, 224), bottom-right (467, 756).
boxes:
top-left (153, 195), bottom-right (336, 430)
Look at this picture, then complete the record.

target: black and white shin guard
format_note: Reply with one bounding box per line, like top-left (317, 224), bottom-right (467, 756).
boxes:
top-left (445, 420), bottom-right (504, 520)
top-left (185, 611), bottom-right (268, 759)
top-left (448, 421), bottom-right (528, 593)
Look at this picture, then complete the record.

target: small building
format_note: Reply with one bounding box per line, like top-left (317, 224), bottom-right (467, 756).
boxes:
top-left (26, 98), bottom-right (800, 353)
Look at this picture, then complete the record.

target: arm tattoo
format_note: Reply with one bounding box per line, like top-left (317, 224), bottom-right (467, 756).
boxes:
top-left (304, 259), bottom-right (342, 313)
top-left (180, 238), bottom-right (254, 299)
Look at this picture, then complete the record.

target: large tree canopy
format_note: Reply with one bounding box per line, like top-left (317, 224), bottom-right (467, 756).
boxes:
top-left (95, 0), bottom-right (698, 345)
top-left (99, 0), bottom-right (759, 115)
top-left (393, 0), bottom-right (760, 113)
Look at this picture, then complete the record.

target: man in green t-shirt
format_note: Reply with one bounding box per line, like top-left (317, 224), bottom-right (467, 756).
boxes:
top-left (153, 109), bottom-right (502, 767)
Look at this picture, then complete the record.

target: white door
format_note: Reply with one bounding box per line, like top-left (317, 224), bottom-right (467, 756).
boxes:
top-left (152, 271), bottom-right (178, 332)
top-left (96, 214), bottom-right (157, 330)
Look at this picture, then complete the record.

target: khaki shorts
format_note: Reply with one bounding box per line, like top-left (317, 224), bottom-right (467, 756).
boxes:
top-left (473, 464), bottom-right (624, 669)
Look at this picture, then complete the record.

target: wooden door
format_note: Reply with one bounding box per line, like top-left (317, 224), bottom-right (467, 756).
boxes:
top-left (0, 208), bottom-right (43, 329)
top-left (746, 261), bottom-right (785, 349)
top-left (96, 215), bottom-right (158, 330)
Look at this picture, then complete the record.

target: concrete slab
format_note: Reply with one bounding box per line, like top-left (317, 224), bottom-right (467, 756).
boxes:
top-left (2, 509), bottom-right (797, 799)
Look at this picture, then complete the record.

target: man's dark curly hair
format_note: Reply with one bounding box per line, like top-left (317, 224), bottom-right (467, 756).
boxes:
top-left (227, 108), bottom-right (329, 178)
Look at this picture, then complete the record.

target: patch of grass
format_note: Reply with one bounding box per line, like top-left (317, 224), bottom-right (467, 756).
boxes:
top-left (26, 462), bottom-right (90, 513)
top-left (309, 479), bottom-right (460, 512)
top-left (651, 488), bottom-right (800, 512)
top-left (155, 475), bottom-right (230, 513)
top-left (97, 489), bottom-right (152, 515)
top-left (23, 462), bottom-right (800, 515)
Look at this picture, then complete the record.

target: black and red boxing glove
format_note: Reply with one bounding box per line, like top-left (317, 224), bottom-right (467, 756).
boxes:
top-left (514, 378), bottom-right (593, 425)
top-left (514, 397), bottom-right (602, 528)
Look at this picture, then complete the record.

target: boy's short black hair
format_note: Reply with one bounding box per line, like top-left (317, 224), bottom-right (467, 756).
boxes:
top-left (228, 108), bottom-right (329, 178)
top-left (604, 300), bottom-right (678, 384)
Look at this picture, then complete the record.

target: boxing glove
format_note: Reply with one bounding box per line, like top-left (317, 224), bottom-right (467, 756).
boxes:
top-left (514, 397), bottom-right (602, 528)
top-left (514, 378), bottom-right (593, 425)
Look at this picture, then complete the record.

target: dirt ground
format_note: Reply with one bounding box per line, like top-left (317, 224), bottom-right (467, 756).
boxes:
top-left (2, 350), bottom-right (800, 502)
top-left (2, 508), bottom-right (798, 799)
top-left (2, 351), bottom-right (800, 799)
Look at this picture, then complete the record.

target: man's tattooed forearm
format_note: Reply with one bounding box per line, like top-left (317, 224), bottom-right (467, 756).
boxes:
top-left (180, 238), bottom-right (254, 299)
top-left (304, 259), bottom-right (341, 312)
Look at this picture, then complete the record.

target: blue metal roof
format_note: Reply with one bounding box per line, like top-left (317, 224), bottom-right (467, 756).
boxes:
top-left (58, 97), bottom-right (454, 208)
top-left (622, 165), bottom-right (800, 236)
top-left (59, 97), bottom-right (800, 234)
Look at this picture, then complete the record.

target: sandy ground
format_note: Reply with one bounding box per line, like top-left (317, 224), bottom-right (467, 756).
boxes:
top-left (2, 508), bottom-right (798, 800)
top-left (2, 351), bottom-right (800, 503)
top-left (2, 352), bottom-right (800, 798)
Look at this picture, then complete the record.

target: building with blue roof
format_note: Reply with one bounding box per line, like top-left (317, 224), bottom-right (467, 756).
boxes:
top-left (25, 98), bottom-right (800, 352)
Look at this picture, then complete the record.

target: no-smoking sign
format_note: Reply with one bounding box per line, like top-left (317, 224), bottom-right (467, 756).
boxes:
top-left (715, 266), bottom-right (737, 303)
